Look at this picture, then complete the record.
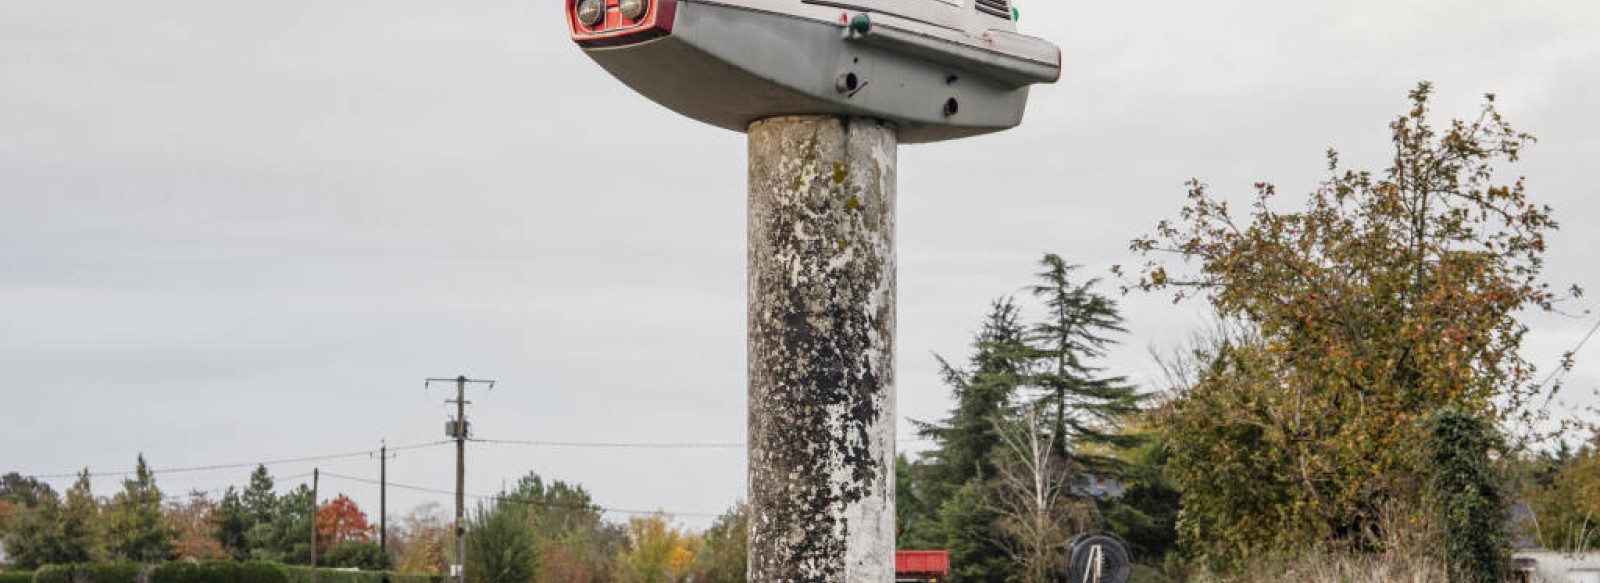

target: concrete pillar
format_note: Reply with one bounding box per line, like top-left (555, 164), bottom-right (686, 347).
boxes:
top-left (747, 116), bottom-right (897, 583)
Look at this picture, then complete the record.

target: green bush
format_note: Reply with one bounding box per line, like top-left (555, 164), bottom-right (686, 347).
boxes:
top-left (282, 566), bottom-right (440, 583)
top-left (386, 575), bottom-right (441, 583)
top-left (323, 543), bottom-right (387, 572)
top-left (1129, 564), bottom-right (1176, 583)
top-left (80, 564), bottom-right (143, 583)
top-left (150, 562), bottom-right (207, 583)
top-left (33, 565), bottom-right (74, 583)
top-left (282, 567), bottom-right (387, 583)
top-left (198, 563), bottom-right (242, 583)
top-left (237, 562), bottom-right (288, 583)
top-left (0, 572), bottom-right (35, 583)
top-left (1427, 409), bottom-right (1509, 583)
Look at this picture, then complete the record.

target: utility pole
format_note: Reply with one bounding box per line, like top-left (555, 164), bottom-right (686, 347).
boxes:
top-left (310, 467), bottom-right (319, 583)
top-left (375, 441), bottom-right (396, 560)
top-left (427, 375), bottom-right (495, 583)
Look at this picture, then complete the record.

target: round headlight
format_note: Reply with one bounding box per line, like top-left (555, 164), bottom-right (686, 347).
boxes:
top-left (619, 0), bottom-right (648, 21)
top-left (576, 0), bottom-right (605, 27)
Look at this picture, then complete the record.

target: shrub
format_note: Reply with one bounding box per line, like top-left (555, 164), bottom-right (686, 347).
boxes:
top-left (33, 565), bottom-right (74, 583)
top-left (0, 572), bottom-right (35, 583)
top-left (281, 567), bottom-right (386, 583)
top-left (1427, 409), bottom-right (1509, 583)
top-left (238, 562), bottom-right (288, 583)
top-left (324, 543), bottom-right (388, 571)
top-left (385, 575), bottom-right (440, 583)
top-left (149, 563), bottom-right (206, 583)
top-left (197, 563), bottom-right (242, 583)
top-left (80, 564), bottom-right (142, 583)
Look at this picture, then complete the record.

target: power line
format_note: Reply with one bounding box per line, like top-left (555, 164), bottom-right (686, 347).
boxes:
top-left (20, 441), bottom-right (451, 480)
top-left (316, 471), bottom-right (718, 518)
top-left (471, 438), bottom-right (743, 450)
top-left (470, 436), bottom-right (933, 450)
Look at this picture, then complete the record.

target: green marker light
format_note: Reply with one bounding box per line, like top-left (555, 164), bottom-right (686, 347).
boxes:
top-left (850, 14), bottom-right (872, 35)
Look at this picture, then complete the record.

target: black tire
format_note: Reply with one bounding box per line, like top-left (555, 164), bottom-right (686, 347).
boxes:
top-left (1066, 534), bottom-right (1131, 583)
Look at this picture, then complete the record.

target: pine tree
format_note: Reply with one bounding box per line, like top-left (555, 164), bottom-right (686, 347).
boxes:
top-left (908, 299), bottom-right (1030, 583)
top-left (466, 499), bottom-right (537, 583)
top-left (1025, 254), bottom-right (1143, 472)
top-left (215, 487), bottom-right (251, 560)
top-left (917, 299), bottom-right (1029, 496)
top-left (242, 466), bottom-right (276, 525)
top-left (249, 484), bottom-right (313, 564)
top-left (106, 454), bottom-right (173, 562)
top-left (60, 469), bottom-right (105, 562)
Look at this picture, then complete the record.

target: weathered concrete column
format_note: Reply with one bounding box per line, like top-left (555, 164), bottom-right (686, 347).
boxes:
top-left (747, 116), bottom-right (896, 583)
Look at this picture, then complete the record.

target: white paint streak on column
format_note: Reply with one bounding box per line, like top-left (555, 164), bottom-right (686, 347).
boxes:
top-left (747, 116), bottom-right (897, 583)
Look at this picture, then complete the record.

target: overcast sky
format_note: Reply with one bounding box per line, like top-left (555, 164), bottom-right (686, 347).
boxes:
top-left (3, 0), bottom-right (1597, 530)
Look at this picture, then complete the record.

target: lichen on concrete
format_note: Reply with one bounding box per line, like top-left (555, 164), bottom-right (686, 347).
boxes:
top-left (747, 116), bottom-right (897, 583)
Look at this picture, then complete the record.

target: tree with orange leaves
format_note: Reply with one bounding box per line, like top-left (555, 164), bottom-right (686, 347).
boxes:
top-left (315, 494), bottom-right (373, 553)
top-left (164, 490), bottom-right (229, 561)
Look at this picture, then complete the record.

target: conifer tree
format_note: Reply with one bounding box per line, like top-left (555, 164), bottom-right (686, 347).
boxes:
top-left (60, 469), bottom-right (105, 562)
top-left (106, 454), bottom-right (173, 562)
top-left (8, 469), bottom-right (105, 568)
top-left (1025, 254), bottom-right (1143, 471)
top-left (910, 299), bottom-right (1029, 583)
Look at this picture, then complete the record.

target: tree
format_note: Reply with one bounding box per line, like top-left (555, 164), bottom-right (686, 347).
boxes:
top-left (215, 465), bottom-right (283, 561)
top-left (215, 487), bottom-right (251, 560)
top-left (466, 499), bottom-right (537, 583)
top-left (1127, 84), bottom-right (1572, 561)
top-left (250, 484), bottom-right (313, 564)
top-left (394, 503), bottom-right (449, 575)
top-left (5, 469), bottom-right (102, 569)
top-left (0, 499), bottom-right (15, 538)
top-left (1528, 440), bottom-right (1600, 553)
top-left (242, 466), bottom-right (277, 526)
top-left (615, 513), bottom-right (692, 583)
top-left (907, 300), bottom-right (1028, 582)
top-left (991, 404), bottom-right (1093, 583)
top-left (1025, 255), bottom-right (1143, 471)
top-left (695, 502), bottom-right (747, 583)
top-left (501, 472), bottom-right (624, 583)
top-left (0, 473), bottom-right (56, 509)
top-left (165, 490), bottom-right (229, 561)
top-left (918, 299), bottom-right (1030, 492)
top-left (106, 454), bottom-right (173, 562)
top-left (316, 494), bottom-right (374, 554)
top-left (1091, 420), bottom-right (1180, 563)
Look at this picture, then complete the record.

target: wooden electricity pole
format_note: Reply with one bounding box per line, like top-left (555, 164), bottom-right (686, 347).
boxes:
top-left (426, 375), bottom-right (495, 583)
top-left (377, 441), bottom-right (395, 559)
top-left (310, 467), bottom-right (319, 583)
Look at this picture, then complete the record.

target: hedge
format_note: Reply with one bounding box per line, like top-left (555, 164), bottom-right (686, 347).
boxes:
top-left (33, 566), bottom-right (73, 583)
top-left (81, 564), bottom-right (144, 583)
top-left (148, 562), bottom-right (290, 583)
top-left (237, 562), bottom-right (288, 583)
top-left (19, 563), bottom-right (424, 583)
top-left (283, 567), bottom-right (441, 583)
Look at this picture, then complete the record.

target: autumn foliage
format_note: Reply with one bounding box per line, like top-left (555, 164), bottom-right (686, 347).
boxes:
top-left (165, 490), bottom-right (229, 561)
top-left (1129, 83), bottom-right (1573, 565)
top-left (316, 494), bottom-right (373, 553)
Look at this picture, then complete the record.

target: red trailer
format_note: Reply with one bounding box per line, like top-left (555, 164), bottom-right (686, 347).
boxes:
top-left (895, 550), bottom-right (950, 583)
